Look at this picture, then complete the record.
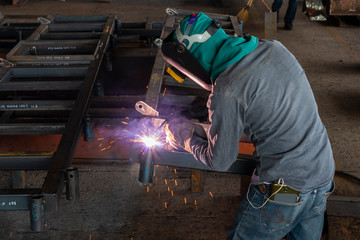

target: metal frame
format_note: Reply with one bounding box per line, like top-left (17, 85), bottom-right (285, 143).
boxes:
top-left (0, 66), bottom-right (88, 134)
top-left (0, 10), bottom-right (254, 229)
top-left (6, 15), bottom-right (111, 66)
top-left (0, 15), bottom-right (43, 50)
top-left (0, 14), bottom-right (116, 224)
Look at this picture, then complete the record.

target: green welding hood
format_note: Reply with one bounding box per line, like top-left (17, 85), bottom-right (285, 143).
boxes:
top-left (160, 12), bottom-right (259, 91)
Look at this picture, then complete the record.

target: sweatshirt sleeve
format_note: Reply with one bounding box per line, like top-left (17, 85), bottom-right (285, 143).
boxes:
top-left (190, 91), bottom-right (245, 171)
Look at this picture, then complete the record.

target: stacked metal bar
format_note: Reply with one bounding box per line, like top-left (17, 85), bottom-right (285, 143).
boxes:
top-left (0, 15), bottom-right (43, 52)
top-left (0, 14), bottom-right (116, 230)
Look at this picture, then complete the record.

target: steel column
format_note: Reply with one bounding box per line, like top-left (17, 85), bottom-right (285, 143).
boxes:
top-left (30, 194), bottom-right (45, 232)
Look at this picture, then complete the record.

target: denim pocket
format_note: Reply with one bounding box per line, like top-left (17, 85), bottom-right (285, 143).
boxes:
top-left (260, 198), bottom-right (303, 232)
top-left (312, 181), bottom-right (334, 215)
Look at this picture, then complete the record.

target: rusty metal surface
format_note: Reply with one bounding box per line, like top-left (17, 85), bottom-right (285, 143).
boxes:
top-left (329, 0), bottom-right (360, 16)
top-left (264, 12), bottom-right (277, 40)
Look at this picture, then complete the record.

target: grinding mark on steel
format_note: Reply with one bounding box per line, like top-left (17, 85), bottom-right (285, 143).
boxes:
top-left (327, 27), bottom-right (359, 60)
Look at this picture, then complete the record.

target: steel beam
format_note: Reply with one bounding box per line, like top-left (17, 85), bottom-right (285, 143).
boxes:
top-left (144, 14), bottom-right (175, 109)
top-left (7, 55), bottom-right (94, 63)
top-left (53, 15), bottom-right (108, 23)
top-left (0, 123), bottom-right (65, 135)
top-left (0, 100), bottom-right (74, 111)
top-left (40, 14), bottom-right (116, 200)
top-left (0, 81), bottom-right (82, 91)
top-left (131, 146), bottom-right (257, 175)
top-left (0, 153), bottom-right (52, 170)
top-left (40, 32), bottom-right (102, 40)
top-left (0, 189), bottom-right (57, 211)
top-left (9, 66), bottom-right (88, 78)
top-left (0, 68), bottom-right (11, 82)
top-left (48, 23), bottom-right (105, 32)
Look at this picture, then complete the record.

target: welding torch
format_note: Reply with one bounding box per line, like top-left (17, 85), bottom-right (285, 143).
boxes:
top-left (134, 101), bottom-right (210, 184)
top-left (135, 101), bottom-right (181, 133)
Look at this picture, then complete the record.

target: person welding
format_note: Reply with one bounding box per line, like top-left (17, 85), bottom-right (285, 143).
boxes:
top-left (161, 12), bottom-right (335, 240)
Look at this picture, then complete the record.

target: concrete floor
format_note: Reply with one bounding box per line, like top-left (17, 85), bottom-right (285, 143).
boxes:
top-left (0, 0), bottom-right (360, 239)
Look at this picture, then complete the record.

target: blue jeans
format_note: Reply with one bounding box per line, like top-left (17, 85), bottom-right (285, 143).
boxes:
top-left (227, 180), bottom-right (334, 240)
top-left (272, 0), bottom-right (298, 24)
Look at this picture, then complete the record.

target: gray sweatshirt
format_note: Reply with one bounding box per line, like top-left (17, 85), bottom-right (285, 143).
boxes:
top-left (190, 39), bottom-right (335, 191)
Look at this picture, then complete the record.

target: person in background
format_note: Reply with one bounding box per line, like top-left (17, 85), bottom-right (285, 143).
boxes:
top-left (272, 0), bottom-right (298, 30)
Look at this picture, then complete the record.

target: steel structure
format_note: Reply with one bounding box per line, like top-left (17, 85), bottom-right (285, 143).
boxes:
top-left (0, 9), bottom-right (257, 231)
top-left (0, 15), bottom-right (42, 51)
top-left (0, 14), bottom-right (116, 231)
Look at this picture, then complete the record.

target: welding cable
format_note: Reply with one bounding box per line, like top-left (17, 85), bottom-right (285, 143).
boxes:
top-left (247, 178), bottom-right (285, 209)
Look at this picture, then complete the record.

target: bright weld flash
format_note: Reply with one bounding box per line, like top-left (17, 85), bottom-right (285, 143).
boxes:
top-left (141, 135), bottom-right (162, 148)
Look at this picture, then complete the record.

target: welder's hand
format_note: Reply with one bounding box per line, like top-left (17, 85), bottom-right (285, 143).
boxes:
top-left (165, 117), bottom-right (195, 152)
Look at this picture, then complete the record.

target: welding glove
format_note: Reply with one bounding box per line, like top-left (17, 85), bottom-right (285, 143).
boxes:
top-left (165, 117), bottom-right (196, 152)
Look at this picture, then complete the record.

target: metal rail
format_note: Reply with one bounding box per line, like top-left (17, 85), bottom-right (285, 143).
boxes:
top-left (0, 14), bottom-right (116, 231)
top-left (6, 15), bottom-right (109, 66)
top-left (41, 14), bottom-right (116, 199)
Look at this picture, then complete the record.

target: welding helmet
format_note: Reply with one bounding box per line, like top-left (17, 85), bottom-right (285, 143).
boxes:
top-left (160, 12), bottom-right (228, 91)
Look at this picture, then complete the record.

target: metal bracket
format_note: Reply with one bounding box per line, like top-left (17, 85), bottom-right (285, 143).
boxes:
top-left (154, 38), bottom-right (163, 48)
top-left (166, 8), bottom-right (177, 16)
top-left (0, 58), bottom-right (15, 68)
top-left (37, 17), bottom-right (51, 25)
top-left (135, 101), bottom-right (159, 117)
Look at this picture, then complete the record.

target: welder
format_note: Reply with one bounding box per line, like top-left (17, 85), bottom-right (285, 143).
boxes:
top-left (162, 12), bottom-right (335, 240)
